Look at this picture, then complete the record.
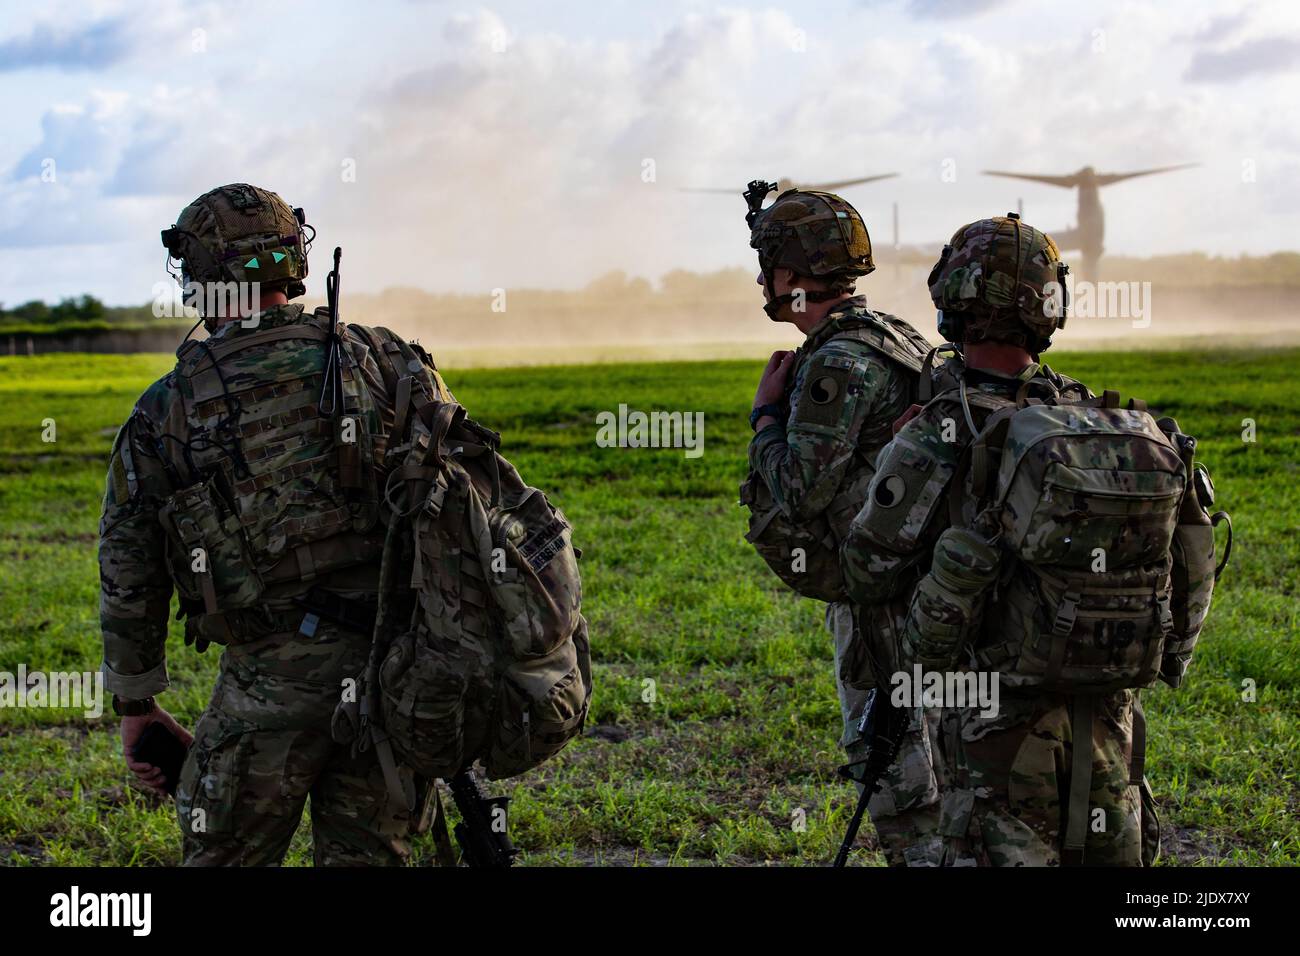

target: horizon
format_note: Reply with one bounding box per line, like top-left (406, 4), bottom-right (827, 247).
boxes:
top-left (8, 249), bottom-right (1300, 311)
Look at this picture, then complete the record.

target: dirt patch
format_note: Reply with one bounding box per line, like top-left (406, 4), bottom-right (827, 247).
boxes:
top-left (0, 837), bottom-right (49, 865)
top-left (1160, 823), bottom-right (1251, 864)
top-left (585, 723), bottom-right (633, 743)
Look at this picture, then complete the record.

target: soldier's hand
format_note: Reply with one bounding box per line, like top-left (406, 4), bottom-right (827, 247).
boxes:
top-left (892, 403), bottom-right (924, 435)
top-left (120, 708), bottom-right (193, 796)
top-left (754, 350), bottom-right (795, 407)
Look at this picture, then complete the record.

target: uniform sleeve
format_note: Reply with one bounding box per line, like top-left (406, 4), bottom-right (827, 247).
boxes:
top-left (748, 347), bottom-right (906, 522)
top-left (98, 409), bottom-right (175, 699)
top-left (840, 407), bottom-right (961, 605)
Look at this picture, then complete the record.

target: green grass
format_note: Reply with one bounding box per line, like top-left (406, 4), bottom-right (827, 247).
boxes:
top-left (0, 349), bottom-right (1296, 866)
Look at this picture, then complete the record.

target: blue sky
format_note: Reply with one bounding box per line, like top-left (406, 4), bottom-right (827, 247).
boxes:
top-left (1, 0), bottom-right (1298, 304)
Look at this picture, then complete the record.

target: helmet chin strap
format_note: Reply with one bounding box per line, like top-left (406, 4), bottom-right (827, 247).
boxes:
top-left (760, 258), bottom-right (843, 321)
top-left (763, 289), bottom-right (843, 321)
top-left (760, 258), bottom-right (785, 321)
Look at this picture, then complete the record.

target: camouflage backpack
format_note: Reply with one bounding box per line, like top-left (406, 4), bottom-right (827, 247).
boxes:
top-left (740, 310), bottom-right (937, 602)
top-left (909, 384), bottom-right (1229, 693)
top-left (333, 345), bottom-right (590, 800)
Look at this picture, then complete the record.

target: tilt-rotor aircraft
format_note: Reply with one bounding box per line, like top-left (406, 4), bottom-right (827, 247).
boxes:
top-left (983, 164), bottom-right (1197, 282)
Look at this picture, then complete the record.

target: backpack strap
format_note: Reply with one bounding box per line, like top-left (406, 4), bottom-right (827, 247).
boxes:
top-left (412, 401), bottom-right (503, 509)
top-left (428, 788), bottom-right (459, 867)
top-left (418, 401), bottom-right (467, 471)
top-left (1130, 692), bottom-right (1147, 786)
top-left (1211, 510), bottom-right (1233, 580)
top-left (944, 389), bottom-right (1018, 527)
top-left (349, 323), bottom-right (454, 450)
top-left (917, 347), bottom-right (941, 403)
top-left (348, 324), bottom-right (407, 431)
top-left (844, 323), bottom-right (924, 373)
top-left (360, 512), bottom-right (418, 817)
top-left (1071, 388), bottom-right (1148, 412)
top-left (814, 311), bottom-right (930, 376)
top-left (917, 346), bottom-right (962, 404)
top-left (1063, 693), bottom-right (1096, 866)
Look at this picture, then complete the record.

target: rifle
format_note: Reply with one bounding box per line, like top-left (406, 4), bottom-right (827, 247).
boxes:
top-left (832, 687), bottom-right (907, 867)
top-left (316, 246), bottom-right (363, 488)
top-left (449, 770), bottom-right (518, 868)
top-left (317, 246), bottom-right (344, 418)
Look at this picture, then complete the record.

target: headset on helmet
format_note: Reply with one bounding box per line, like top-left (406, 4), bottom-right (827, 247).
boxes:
top-left (162, 184), bottom-right (314, 321)
top-left (927, 212), bottom-right (1069, 354)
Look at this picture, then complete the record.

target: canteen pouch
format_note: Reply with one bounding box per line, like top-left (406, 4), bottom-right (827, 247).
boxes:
top-left (905, 526), bottom-right (1002, 671)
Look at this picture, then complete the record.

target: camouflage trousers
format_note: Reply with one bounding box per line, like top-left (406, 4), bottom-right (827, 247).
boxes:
top-left (828, 602), bottom-right (943, 867)
top-left (175, 616), bottom-right (422, 866)
top-left (936, 689), bottom-right (1144, 867)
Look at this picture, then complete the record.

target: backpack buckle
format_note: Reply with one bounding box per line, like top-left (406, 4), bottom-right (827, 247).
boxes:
top-left (1053, 591), bottom-right (1080, 636)
top-left (1156, 593), bottom-right (1174, 635)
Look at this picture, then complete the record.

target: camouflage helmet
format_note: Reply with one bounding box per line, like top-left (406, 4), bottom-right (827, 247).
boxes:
top-left (927, 213), bottom-right (1068, 353)
top-left (162, 183), bottom-right (311, 300)
top-left (746, 182), bottom-right (875, 283)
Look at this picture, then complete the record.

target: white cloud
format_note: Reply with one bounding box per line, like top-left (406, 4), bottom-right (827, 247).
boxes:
top-left (0, 0), bottom-right (1297, 305)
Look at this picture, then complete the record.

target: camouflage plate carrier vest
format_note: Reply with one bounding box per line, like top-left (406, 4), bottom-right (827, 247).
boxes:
top-left (331, 352), bottom-right (591, 794)
top-left (157, 310), bottom-right (393, 646)
top-left (906, 384), bottom-right (1228, 693)
top-left (741, 310), bottom-right (935, 602)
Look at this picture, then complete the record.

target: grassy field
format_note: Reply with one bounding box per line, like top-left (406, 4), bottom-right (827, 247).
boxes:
top-left (0, 348), bottom-right (1296, 866)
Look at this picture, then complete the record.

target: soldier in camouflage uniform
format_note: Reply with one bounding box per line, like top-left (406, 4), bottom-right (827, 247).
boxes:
top-left (841, 214), bottom-right (1222, 866)
top-left (739, 182), bottom-right (944, 866)
top-left (100, 183), bottom-right (453, 865)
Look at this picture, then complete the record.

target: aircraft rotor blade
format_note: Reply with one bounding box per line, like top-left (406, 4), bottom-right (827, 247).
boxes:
top-left (806, 173), bottom-right (899, 191)
top-left (1094, 163), bottom-right (1199, 186)
top-left (982, 170), bottom-right (1081, 189)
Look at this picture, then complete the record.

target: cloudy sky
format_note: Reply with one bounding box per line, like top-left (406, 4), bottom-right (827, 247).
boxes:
top-left (1, 0), bottom-right (1297, 305)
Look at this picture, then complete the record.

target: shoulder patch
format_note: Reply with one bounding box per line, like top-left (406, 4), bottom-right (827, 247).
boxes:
top-left (861, 434), bottom-right (956, 550)
top-left (795, 354), bottom-right (855, 427)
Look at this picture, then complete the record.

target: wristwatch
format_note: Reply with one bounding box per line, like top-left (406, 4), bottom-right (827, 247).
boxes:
top-left (750, 403), bottom-right (783, 431)
top-left (112, 694), bottom-right (157, 717)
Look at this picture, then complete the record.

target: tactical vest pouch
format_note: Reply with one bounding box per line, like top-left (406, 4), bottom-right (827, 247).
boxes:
top-left (377, 629), bottom-right (480, 779)
top-left (159, 477), bottom-right (264, 613)
top-left (740, 472), bottom-right (846, 602)
top-left (904, 526), bottom-right (1001, 671)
